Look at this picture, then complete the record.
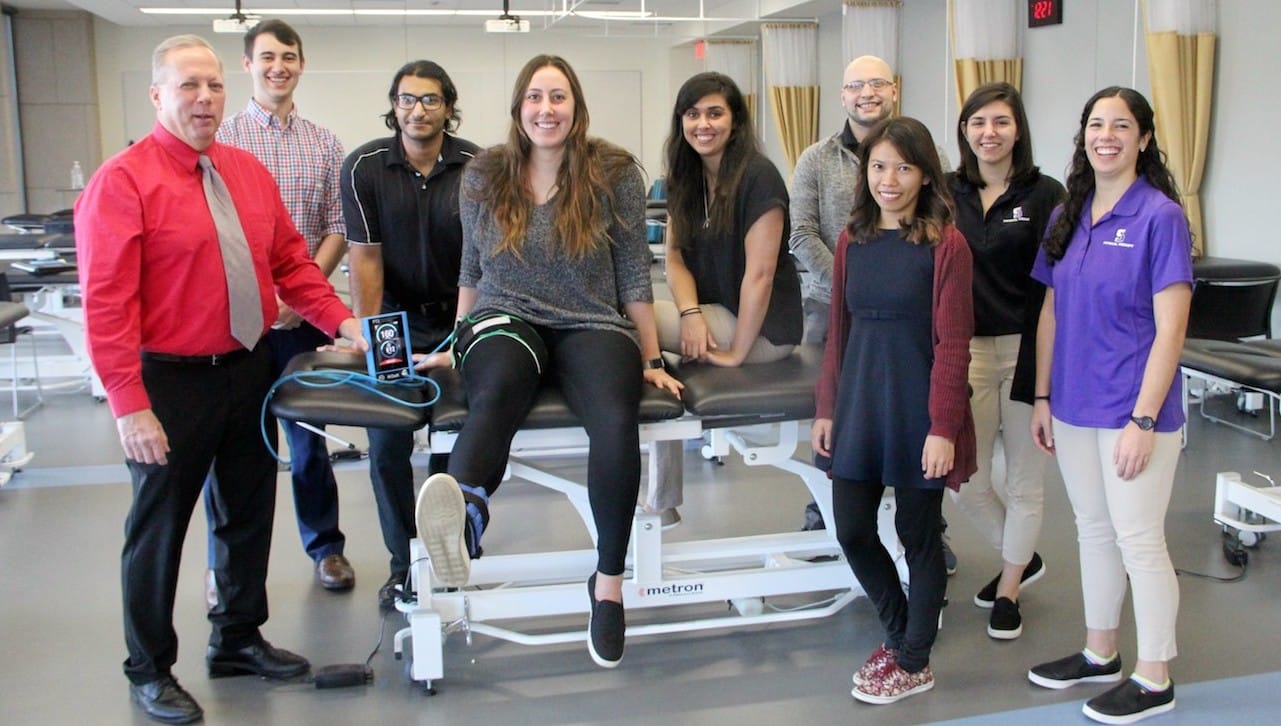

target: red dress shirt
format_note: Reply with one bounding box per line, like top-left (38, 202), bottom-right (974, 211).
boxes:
top-left (75, 122), bottom-right (351, 417)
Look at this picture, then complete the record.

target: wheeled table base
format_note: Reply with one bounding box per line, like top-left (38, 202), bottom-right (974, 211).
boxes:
top-left (391, 419), bottom-right (904, 691)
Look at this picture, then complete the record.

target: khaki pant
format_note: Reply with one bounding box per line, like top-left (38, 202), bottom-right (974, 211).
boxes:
top-left (950, 334), bottom-right (1047, 566)
top-left (647, 300), bottom-right (793, 510)
top-left (1053, 418), bottom-right (1180, 662)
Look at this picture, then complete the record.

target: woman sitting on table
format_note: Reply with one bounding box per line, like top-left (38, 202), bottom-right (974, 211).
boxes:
top-left (414, 54), bottom-right (682, 670)
top-left (646, 71), bottom-right (803, 525)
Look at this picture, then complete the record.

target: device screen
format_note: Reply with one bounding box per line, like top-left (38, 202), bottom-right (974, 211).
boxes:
top-left (362, 312), bottom-right (413, 382)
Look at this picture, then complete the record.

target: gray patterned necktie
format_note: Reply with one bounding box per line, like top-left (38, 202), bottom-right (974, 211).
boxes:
top-left (198, 154), bottom-right (263, 349)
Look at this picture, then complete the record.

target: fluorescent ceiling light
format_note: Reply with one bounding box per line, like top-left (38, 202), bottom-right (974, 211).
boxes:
top-left (139, 7), bottom-right (652, 19)
top-left (572, 11), bottom-right (654, 20)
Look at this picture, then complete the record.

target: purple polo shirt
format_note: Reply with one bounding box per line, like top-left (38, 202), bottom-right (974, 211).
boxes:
top-left (1031, 177), bottom-right (1193, 432)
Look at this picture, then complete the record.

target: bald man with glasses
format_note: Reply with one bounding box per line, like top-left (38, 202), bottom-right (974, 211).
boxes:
top-left (340, 60), bottom-right (479, 610)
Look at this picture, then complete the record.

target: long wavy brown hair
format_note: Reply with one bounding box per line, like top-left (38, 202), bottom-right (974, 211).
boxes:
top-left (1043, 87), bottom-right (1185, 263)
top-left (466, 54), bottom-right (636, 259)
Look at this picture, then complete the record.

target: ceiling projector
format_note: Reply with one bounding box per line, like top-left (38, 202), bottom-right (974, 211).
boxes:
top-left (485, 17), bottom-right (530, 33)
top-left (213, 17), bottom-right (259, 34)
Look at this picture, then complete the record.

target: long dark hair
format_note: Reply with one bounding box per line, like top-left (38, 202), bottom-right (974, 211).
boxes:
top-left (662, 72), bottom-right (758, 249)
top-left (846, 117), bottom-right (953, 246)
top-left (955, 82), bottom-right (1039, 188)
top-left (1044, 86), bottom-right (1183, 262)
top-left (382, 59), bottom-right (462, 133)
top-left (467, 54), bottom-right (636, 259)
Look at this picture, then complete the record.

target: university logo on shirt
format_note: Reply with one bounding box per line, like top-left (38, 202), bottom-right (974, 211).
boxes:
top-left (1002, 206), bottom-right (1030, 224)
top-left (1101, 228), bottom-right (1132, 248)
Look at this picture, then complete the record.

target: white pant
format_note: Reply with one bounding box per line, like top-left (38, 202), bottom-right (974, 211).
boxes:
top-left (1053, 418), bottom-right (1180, 662)
top-left (647, 300), bottom-right (793, 510)
top-left (950, 334), bottom-right (1046, 566)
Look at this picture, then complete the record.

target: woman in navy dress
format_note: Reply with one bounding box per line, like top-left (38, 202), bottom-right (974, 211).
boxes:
top-left (812, 116), bottom-right (975, 705)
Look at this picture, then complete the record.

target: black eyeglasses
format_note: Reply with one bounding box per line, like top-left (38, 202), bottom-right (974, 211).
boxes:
top-left (395, 93), bottom-right (444, 111)
top-left (842, 79), bottom-right (894, 92)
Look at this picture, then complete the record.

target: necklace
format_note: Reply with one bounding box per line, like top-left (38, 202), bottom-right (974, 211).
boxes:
top-left (702, 174), bottom-right (711, 229)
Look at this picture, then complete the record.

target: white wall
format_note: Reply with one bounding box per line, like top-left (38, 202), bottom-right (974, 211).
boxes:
top-left (89, 0), bottom-right (1281, 290)
top-left (92, 21), bottom-right (676, 184)
top-left (809, 0), bottom-right (1280, 284)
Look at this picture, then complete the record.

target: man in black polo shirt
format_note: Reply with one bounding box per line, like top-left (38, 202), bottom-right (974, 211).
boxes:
top-left (341, 59), bottom-right (479, 609)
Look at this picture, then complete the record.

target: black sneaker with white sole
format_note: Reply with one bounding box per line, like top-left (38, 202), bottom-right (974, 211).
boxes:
top-left (1083, 678), bottom-right (1175, 724)
top-left (586, 573), bottom-right (625, 668)
top-left (987, 597), bottom-right (1022, 639)
top-left (975, 552), bottom-right (1045, 608)
top-left (1028, 651), bottom-right (1124, 690)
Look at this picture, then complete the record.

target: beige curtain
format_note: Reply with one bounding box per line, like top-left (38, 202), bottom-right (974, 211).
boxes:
top-left (705, 40), bottom-right (759, 128)
top-left (949, 0), bottom-right (1021, 107)
top-left (761, 23), bottom-right (819, 172)
top-left (843, 1), bottom-right (903, 116)
top-left (842, 0), bottom-right (901, 65)
top-left (1144, 0), bottom-right (1217, 256)
top-left (768, 86), bottom-right (819, 168)
top-left (952, 58), bottom-right (1023, 106)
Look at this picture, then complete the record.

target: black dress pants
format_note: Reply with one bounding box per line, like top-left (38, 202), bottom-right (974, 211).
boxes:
top-left (121, 345), bottom-right (277, 684)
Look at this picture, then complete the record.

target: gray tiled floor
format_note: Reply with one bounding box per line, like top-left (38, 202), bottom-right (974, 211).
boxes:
top-left (1, 385), bottom-right (1279, 725)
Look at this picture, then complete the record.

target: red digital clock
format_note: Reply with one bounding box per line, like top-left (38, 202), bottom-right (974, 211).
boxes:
top-left (1028, 0), bottom-right (1064, 28)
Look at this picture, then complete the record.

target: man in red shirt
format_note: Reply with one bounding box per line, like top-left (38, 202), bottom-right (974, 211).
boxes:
top-left (75, 34), bottom-right (365, 725)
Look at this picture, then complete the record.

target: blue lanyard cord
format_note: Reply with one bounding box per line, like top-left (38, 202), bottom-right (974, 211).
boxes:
top-left (259, 368), bottom-right (443, 465)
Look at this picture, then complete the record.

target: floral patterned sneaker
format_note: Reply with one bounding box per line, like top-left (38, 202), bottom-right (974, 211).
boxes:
top-left (852, 644), bottom-right (897, 687)
top-left (851, 662), bottom-right (934, 704)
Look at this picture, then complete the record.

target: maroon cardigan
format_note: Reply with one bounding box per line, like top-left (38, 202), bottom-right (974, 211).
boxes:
top-left (814, 225), bottom-right (977, 491)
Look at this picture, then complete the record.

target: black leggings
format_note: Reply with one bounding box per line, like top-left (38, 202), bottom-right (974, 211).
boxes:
top-left (448, 325), bottom-right (643, 576)
top-left (832, 479), bottom-right (945, 672)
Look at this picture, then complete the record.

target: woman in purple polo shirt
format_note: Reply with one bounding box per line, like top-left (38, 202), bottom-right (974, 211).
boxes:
top-left (1026, 87), bottom-right (1192, 725)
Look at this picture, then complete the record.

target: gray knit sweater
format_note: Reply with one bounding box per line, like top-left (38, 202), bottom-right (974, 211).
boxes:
top-left (458, 160), bottom-right (652, 344)
top-left (787, 127), bottom-right (951, 305)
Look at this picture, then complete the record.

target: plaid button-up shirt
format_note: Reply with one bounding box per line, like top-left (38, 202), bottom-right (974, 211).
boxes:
top-left (217, 99), bottom-right (345, 257)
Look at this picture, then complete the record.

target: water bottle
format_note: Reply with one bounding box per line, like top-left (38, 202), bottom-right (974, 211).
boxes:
top-left (70, 161), bottom-right (85, 190)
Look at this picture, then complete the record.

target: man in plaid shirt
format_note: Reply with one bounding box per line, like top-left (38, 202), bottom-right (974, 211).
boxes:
top-left (206, 19), bottom-right (355, 594)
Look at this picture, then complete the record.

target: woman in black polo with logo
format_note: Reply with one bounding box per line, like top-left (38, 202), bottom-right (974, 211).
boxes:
top-left (946, 83), bottom-right (1064, 640)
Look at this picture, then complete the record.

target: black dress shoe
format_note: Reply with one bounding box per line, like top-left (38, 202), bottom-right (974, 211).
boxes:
top-left (315, 554), bottom-right (356, 591)
top-left (130, 675), bottom-right (203, 724)
top-left (378, 571), bottom-right (407, 611)
top-left (207, 640), bottom-right (310, 679)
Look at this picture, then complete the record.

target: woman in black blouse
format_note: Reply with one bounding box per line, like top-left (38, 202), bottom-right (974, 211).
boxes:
top-left (644, 72), bottom-right (803, 524)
